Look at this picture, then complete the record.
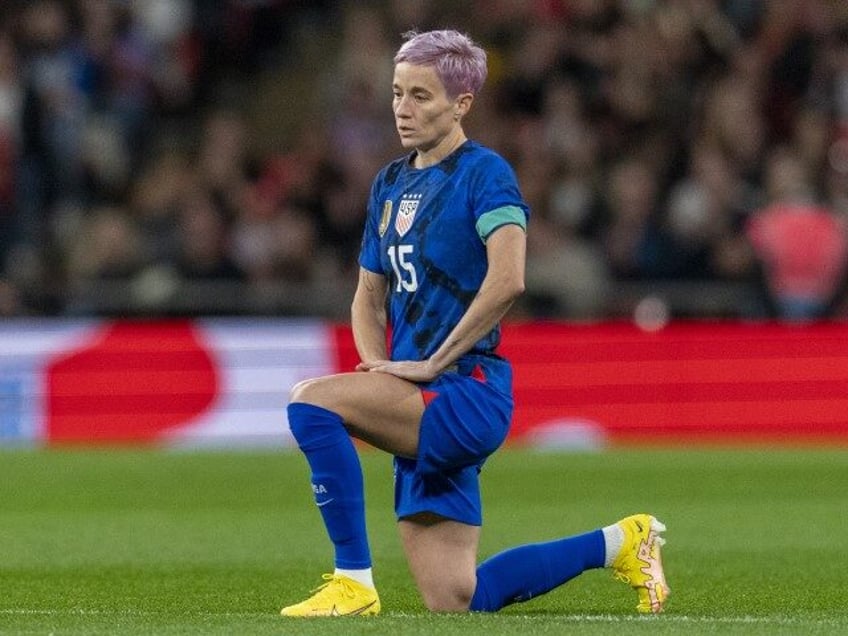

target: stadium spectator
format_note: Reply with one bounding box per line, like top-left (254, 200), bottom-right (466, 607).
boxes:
top-left (0, 29), bottom-right (22, 264)
top-left (746, 146), bottom-right (848, 320)
top-left (64, 205), bottom-right (143, 285)
top-left (601, 155), bottom-right (675, 279)
top-left (662, 140), bottom-right (754, 283)
top-left (129, 149), bottom-right (190, 268)
top-left (16, 0), bottom-right (88, 245)
top-left (173, 185), bottom-right (244, 282)
top-left (0, 277), bottom-right (23, 316)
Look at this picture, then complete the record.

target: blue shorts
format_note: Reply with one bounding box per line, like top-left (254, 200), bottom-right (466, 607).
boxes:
top-left (394, 355), bottom-right (513, 526)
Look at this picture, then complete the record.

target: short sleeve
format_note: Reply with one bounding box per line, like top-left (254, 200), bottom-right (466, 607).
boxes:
top-left (468, 152), bottom-right (529, 242)
top-left (358, 177), bottom-right (385, 274)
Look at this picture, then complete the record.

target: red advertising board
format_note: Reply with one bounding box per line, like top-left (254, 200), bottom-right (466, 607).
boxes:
top-left (502, 322), bottom-right (848, 445)
top-left (334, 321), bottom-right (848, 446)
top-left (2, 319), bottom-right (846, 446)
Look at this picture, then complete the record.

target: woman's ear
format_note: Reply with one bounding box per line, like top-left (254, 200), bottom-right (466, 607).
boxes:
top-left (455, 92), bottom-right (474, 119)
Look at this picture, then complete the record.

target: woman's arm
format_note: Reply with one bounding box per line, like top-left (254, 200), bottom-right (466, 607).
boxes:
top-left (428, 223), bottom-right (526, 371)
top-left (361, 223), bottom-right (526, 381)
top-left (351, 267), bottom-right (389, 367)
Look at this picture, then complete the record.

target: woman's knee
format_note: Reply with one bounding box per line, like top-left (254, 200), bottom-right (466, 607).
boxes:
top-left (289, 377), bottom-right (317, 404)
top-left (420, 577), bottom-right (476, 613)
top-left (289, 376), bottom-right (337, 407)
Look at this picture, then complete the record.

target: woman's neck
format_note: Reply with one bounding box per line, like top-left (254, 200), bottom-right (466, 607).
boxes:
top-left (414, 129), bottom-right (467, 168)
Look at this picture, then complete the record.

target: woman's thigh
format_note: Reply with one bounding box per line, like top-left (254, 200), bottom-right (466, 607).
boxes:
top-left (398, 513), bottom-right (480, 612)
top-left (290, 371), bottom-right (425, 458)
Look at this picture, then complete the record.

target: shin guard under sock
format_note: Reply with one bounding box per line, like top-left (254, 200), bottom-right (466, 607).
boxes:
top-left (287, 402), bottom-right (371, 569)
top-left (470, 529), bottom-right (605, 612)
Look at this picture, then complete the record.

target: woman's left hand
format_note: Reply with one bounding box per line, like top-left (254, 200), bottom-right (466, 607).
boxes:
top-left (357, 359), bottom-right (440, 383)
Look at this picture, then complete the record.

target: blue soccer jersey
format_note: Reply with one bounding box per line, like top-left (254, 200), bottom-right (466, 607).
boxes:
top-left (359, 141), bottom-right (529, 363)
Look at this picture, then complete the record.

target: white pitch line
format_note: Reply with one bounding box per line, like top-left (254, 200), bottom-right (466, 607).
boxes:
top-left (0, 609), bottom-right (261, 618)
top-left (1, 608), bottom-right (845, 628)
top-left (566, 614), bottom-right (844, 626)
top-left (389, 612), bottom-right (845, 627)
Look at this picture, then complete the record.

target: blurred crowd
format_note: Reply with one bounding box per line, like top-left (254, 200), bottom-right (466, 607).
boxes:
top-left (2, 0), bottom-right (848, 321)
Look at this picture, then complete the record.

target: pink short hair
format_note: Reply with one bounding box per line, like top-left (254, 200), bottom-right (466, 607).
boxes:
top-left (394, 29), bottom-right (488, 99)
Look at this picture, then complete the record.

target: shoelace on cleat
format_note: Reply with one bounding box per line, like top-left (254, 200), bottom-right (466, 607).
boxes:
top-left (309, 574), bottom-right (357, 600)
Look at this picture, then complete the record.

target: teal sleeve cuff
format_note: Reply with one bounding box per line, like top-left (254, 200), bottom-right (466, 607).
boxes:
top-left (476, 205), bottom-right (527, 242)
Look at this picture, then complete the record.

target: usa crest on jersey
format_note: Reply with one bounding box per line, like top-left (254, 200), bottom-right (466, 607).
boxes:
top-left (395, 194), bottom-right (421, 237)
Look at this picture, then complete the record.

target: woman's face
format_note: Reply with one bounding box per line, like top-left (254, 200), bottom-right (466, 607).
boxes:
top-left (392, 62), bottom-right (459, 153)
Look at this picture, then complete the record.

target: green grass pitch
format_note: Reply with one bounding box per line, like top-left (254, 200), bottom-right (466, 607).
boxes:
top-left (1, 446), bottom-right (846, 635)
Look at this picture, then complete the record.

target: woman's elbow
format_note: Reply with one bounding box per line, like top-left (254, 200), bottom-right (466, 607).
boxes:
top-left (504, 277), bottom-right (525, 302)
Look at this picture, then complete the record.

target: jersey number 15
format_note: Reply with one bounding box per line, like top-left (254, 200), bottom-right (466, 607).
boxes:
top-left (388, 244), bottom-right (418, 292)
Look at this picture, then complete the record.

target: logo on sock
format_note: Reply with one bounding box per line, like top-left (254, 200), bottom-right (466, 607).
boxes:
top-left (312, 483), bottom-right (328, 494)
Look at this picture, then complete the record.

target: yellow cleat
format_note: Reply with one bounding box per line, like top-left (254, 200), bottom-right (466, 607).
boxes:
top-left (611, 514), bottom-right (670, 614)
top-left (280, 574), bottom-right (381, 617)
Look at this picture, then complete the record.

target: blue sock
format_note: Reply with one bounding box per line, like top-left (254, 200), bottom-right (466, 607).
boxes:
top-left (287, 402), bottom-right (371, 569)
top-left (469, 529), bottom-right (605, 612)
